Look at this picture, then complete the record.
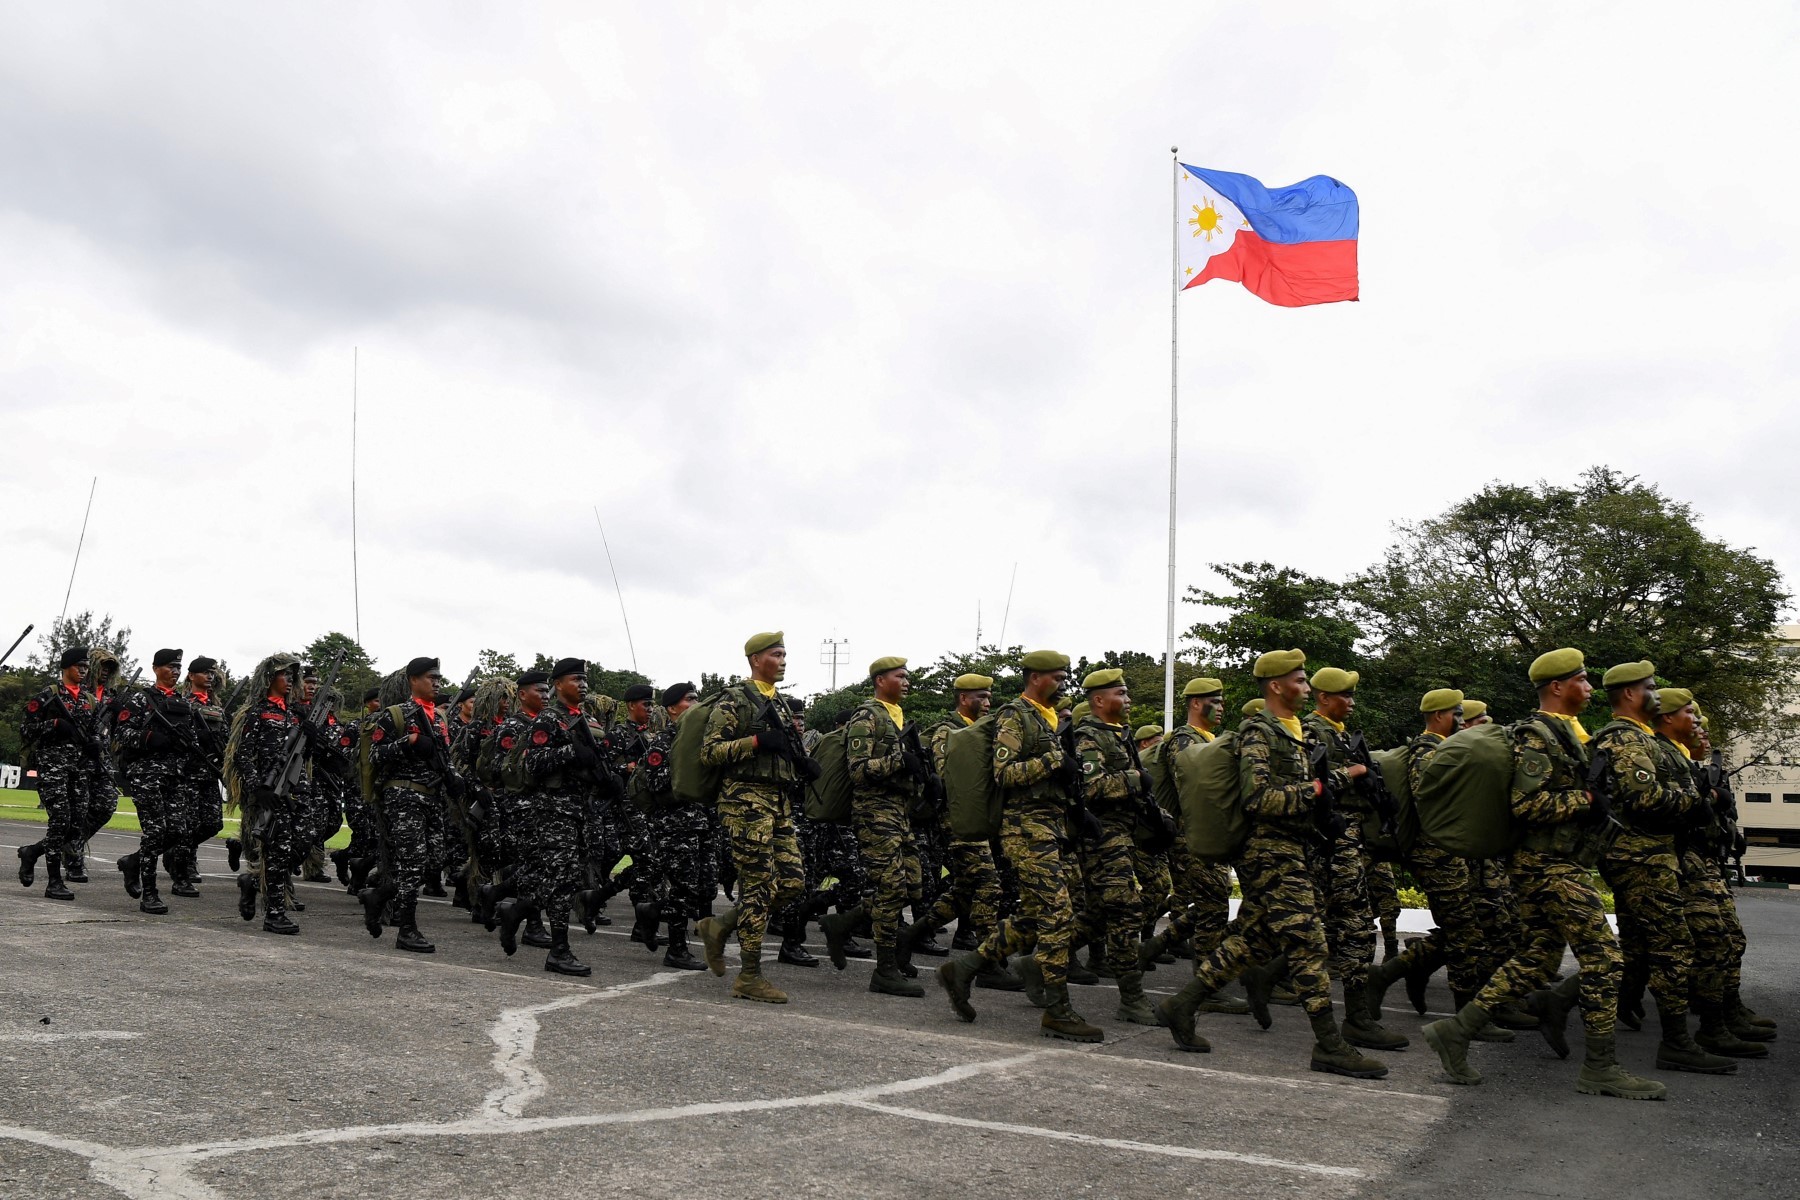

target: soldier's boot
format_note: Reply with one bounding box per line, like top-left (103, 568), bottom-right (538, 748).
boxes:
top-left (545, 931), bottom-right (591, 977)
top-left (329, 848), bottom-right (350, 886)
top-left (64, 846), bottom-right (88, 882)
top-left (1265, 953), bottom-right (1301, 1006)
top-left (495, 897), bottom-right (529, 956)
top-left (1114, 970), bottom-right (1160, 1026)
top-left (476, 882), bottom-right (503, 931)
top-left (1488, 1000), bottom-right (1541, 1031)
top-left (1136, 928), bottom-right (1170, 971)
top-left (870, 943), bottom-right (925, 998)
top-left (1197, 987), bottom-right (1252, 1016)
top-left (395, 908), bottom-right (435, 954)
top-left (820, 905), bottom-right (866, 971)
top-left (116, 851), bottom-right (142, 899)
top-left (1652, 999), bottom-right (1735, 1073)
top-left (731, 951), bottom-right (789, 1004)
top-left (663, 919), bottom-right (705, 970)
top-left (1454, 990), bottom-right (1514, 1042)
top-left (1144, 919), bottom-right (1176, 965)
top-left (938, 953), bottom-right (985, 1022)
top-left (697, 906), bottom-right (740, 976)
top-left (1576, 1035), bottom-right (1668, 1100)
top-left (841, 936), bottom-right (872, 960)
top-left (1066, 945), bottom-right (1101, 986)
top-left (360, 881), bottom-right (395, 939)
top-left (182, 847), bottom-right (204, 887)
top-left (1309, 1007), bottom-right (1389, 1079)
top-left (1725, 987), bottom-right (1777, 1039)
top-left (286, 881), bottom-right (305, 913)
top-left (226, 837), bottom-right (242, 873)
top-left (630, 901), bottom-right (662, 951)
top-left (17, 841), bottom-right (44, 888)
top-left (1154, 978), bottom-right (1213, 1052)
top-left (1363, 948), bottom-right (1410, 1021)
top-left (40, 852), bottom-right (73, 902)
top-left (1381, 918), bottom-right (1400, 962)
top-left (913, 927), bottom-right (950, 957)
top-left (451, 873), bottom-right (471, 911)
top-left (779, 927), bottom-right (819, 967)
top-left (138, 856), bottom-right (168, 916)
top-left (1041, 984), bottom-right (1103, 1044)
top-left (1618, 961), bottom-right (1648, 1032)
top-left (1404, 946), bottom-right (1444, 1015)
top-left (1422, 1001), bottom-right (1491, 1085)
top-left (521, 912), bottom-right (554, 949)
top-left (168, 848), bottom-right (199, 898)
top-left (1695, 1001), bottom-right (1767, 1059)
top-left (1342, 979), bottom-right (1409, 1050)
top-left (950, 923), bottom-right (980, 952)
top-left (1016, 953), bottom-right (1051, 1010)
top-left (1085, 942), bottom-right (1116, 981)
top-left (1525, 972), bottom-right (1582, 1059)
top-left (421, 868), bottom-right (446, 899)
top-left (974, 956), bottom-right (1025, 991)
top-left (570, 888), bottom-right (600, 934)
top-left (237, 872), bottom-right (260, 921)
top-left (262, 899), bottom-right (299, 935)
top-left (1237, 961), bottom-right (1278, 1030)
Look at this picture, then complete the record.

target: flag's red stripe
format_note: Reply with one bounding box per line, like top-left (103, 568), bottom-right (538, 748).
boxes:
top-left (1183, 231), bottom-right (1358, 306)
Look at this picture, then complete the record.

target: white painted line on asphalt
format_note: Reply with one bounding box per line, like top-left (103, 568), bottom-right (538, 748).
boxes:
top-left (842, 1099), bottom-right (1367, 1178)
top-left (1085, 1046), bottom-right (1449, 1104)
top-left (0, 1031), bottom-right (141, 1043)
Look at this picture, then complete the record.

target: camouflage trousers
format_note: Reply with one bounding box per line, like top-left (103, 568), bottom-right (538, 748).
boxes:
top-left (1398, 838), bottom-right (1486, 996)
top-left (31, 748), bottom-right (86, 861)
top-left (1366, 857), bottom-right (1401, 928)
top-left (522, 790), bottom-right (588, 937)
top-left (1084, 812), bottom-right (1146, 975)
top-left (1189, 829), bottom-right (1332, 1014)
top-left (342, 783), bottom-right (381, 864)
top-left (1308, 822), bottom-right (1377, 994)
top-left (616, 801), bottom-right (658, 904)
top-left (917, 835), bottom-right (1003, 938)
top-left (1163, 858), bottom-right (1233, 962)
top-left (296, 777), bottom-right (345, 861)
top-left (914, 813), bottom-right (948, 914)
top-left (79, 761), bottom-right (120, 846)
top-left (1476, 849), bottom-right (1621, 1037)
top-left (178, 769), bottom-right (225, 853)
top-left (1680, 850), bottom-right (1736, 1008)
top-left (977, 802), bottom-right (1075, 987)
top-left (1135, 846), bottom-right (1172, 925)
top-left (124, 757), bottom-right (183, 866)
top-left (1471, 857), bottom-right (1523, 976)
top-left (380, 784), bottom-right (446, 919)
top-left (801, 813), bottom-right (864, 912)
top-left (1602, 849), bottom-right (1694, 1016)
top-left (718, 780), bottom-right (805, 959)
top-left (990, 835), bottom-right (1020, 923)
top-left (647, 800), bottom-right (717, 920)
top-left (851, 792), bottom-right (921, 946)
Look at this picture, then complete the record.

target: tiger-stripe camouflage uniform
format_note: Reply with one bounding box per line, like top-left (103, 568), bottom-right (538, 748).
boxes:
top-left (1422, 648), bottom-right (1663, 1099)
top-left (16, 650), bottom-right (100, 901)
top-left (839, 668), bottom-right (924, 996)
top-left (1071, 684), bottom-right (1157, 1025)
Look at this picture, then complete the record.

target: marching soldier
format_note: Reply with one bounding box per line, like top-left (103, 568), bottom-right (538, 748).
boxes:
top-left (222, 653), bottom-right (306, 935)
top-left (16, 647), bottom-right (98, 901)
top-left (113, 648), bottom-right (197, 914)
top-left (171, 656), bottom-right (226, 895)
top-left (638, 682), bottom-right (709, 969)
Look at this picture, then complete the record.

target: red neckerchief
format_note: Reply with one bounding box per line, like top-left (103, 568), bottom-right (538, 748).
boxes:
top-left (191, 690), bottom-right (210, 703)
top-left (157, 686), bottom-right (176, 697)
top-left (267, 694), bottom-right (288, 710)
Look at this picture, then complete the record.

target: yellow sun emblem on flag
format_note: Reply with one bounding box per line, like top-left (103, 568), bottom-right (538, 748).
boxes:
top-left (1188, 197), bottom-right (1249, 241)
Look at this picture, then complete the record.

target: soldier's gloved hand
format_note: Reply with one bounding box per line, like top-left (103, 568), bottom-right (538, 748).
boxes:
top-left (1581, 791), bottom-right (1614, 830)
top-left (755, 730), bottom-right (792, 761)
top-left (144, 727), bottom-right (172, 753)
top-left (1073, 805), bottom-right (1103, 844)
top-left (571, 738), bottom-right (600, 771)
top-left (795, 755), bottom-right (823, 783)
top-left (901, 745), bottom-right (927, 780)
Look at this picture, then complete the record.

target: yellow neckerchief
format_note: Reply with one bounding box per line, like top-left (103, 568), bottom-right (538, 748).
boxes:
top-left (875, 698), bottom-right (905, 730)
top-left (1670, 738), bottom-right (1693, 759)
top-left (750, 679), bottom-right (777, 699)
top-left (1275, 714), bottom-right (1304, 742)
top-left (1619, 714), bottom-right (1656, 738)
top-left (1418, 729), bottom-right (1445, 745)
top-left (1187, 723), bottom-right (1215, 743)
top-left (1313, 713), bottom-right (1346, 734)
top-left (1539, 710), bottom-right (1592, 745)
top-left (1023, 695), bottom-right (1059, 731)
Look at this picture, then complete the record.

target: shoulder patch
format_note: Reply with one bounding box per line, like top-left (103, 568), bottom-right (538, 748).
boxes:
top-left (371, 727), bottom-right (384, 742)
top-left (117, 709), bottom-right (130, 721)
top-left (532, 729), bottom-right (549, 745)
top-left (500, 736), bottom-right (514, 750)
top-left (1634, 768), bottom-right (1652, 783)
top-left (26, 699), bottom-right (38, 713)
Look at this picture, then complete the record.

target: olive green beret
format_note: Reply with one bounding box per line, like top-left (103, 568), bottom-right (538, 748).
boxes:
top-left (744, 631), bottom-right (784, 656)
top-left (953, 673), bottom-right (994, 691)
top-left (1529, 647), bottom-right (1585, 684)
top-left (1253, 648), bottom-right (1306, 678)
top-left (1241, 698), bottom-right (1265, 716)
top-left (1083, 668), bottom-right (1125, 691)
top-left (868, 656), bottom-right (907, 676)
top-left (1183, 677), bottom-right (1224, 698)
top-left (1310, 667), bottom-right (1359, 693)
top-left (1069, 701), bottom-right (1088, 721)
top-left (1420, 688), bottom-right (1465, 714)
top-left (1460, 700), bottom-right (1488, 721)
top-left (1602, 660), bottom-right (1656, 688)
top-left (1020, 649), bottom-right (1071, 672)
top-left (1657, 687), bottom-right (1695, 715)
top-left (1134, 724), bottom-right (1163, 742)
top-left (1054, 695), bottom-right (1073, 711)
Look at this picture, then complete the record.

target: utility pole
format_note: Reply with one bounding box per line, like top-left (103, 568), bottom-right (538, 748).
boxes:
top-left (819, 636), bottom-right (850, 692)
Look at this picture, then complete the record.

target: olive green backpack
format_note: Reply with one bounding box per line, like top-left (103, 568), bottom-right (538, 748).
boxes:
top-left (804, 728), bottom-right (853, 822)
top-left (1413, 723), bottom-right (1516, 859)
top-left (943, 713), bottom-right (1002, 841)
top-left (1144, 739), bottom-right (1177, 814)
top-left (1361, 746), bottom-right (1417, 860)
top-left (669, 693), bottom-right (727, 805)
top-left (1172, 731), bottom-right (1248, 863)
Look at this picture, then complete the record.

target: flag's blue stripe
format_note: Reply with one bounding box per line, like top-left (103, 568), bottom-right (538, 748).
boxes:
top-left (1182, 165), bottom-right (1358, 244)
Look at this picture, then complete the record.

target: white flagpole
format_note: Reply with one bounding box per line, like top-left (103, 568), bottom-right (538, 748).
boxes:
top-left (1163, 148), bottom-right (1181, 732)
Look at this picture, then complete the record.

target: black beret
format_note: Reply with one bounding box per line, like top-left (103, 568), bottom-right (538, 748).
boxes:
top-left (152, 648), bottom-right (183, 668)
top-left (302, 663), bottom-right (321, 681)
top-left (404, 656), bottom-right (439, 679)
top-left (188, 656), bottom-right (217, 675)
top-left (660, 682), bottom-right (696, 707)
top-left (454, 686), bottom-right (475, 706)
top-left (786, 696), bottom-right (806, 714)
top-left (516, 669), bottom-right (550, 688)
top-left (59, 646), bottom-right (90, 669)
top-left (551, 657), bottom-right (585, 680)
top-left (622, 683), bottom-right (654, 703)
top-left (361, 686), bottom-right (381, 703)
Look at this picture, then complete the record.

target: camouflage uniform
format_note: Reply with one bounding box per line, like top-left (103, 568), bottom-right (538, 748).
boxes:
top-left (1386, 731), bottom-right (1486, 997)
top-left (845, 700), bottom-right (922, 949)
top-left (1072, 715), bottom-right (1148, 975)
top-left (230, 696), bottom-right (304, 921)
top-left (77, 684), bottom-right (124, 855)
top-left (1158, 723), bottom-right (1234, 961)
top-left (908, 715), bottom-right (1003, 938)
top-left (1473, 714), bottom-right (1619, 1036)
top-left (175, 685), bottom-right (228, 874)
top-left (630, 720), bottom-right (716, 919)
top-left (1366, 859), bottom-right (1402, 947)
top-left (1303, 712), bottom-right (1378, 998)
top-left (366, 698), bottom-right (459, 924)
top-left (115, 685), bottom-right (197, 892)
top-left (699, 682), bottom-right (804, 960)
top-left (479, 709), bottom-right (542, 891)
top-left (297, 705), bottom-right (352, 872)
top-left (455, 712), bottom-right (506, 885)
top-left (518, 702), bottom-right (602, 938)
top-left (1596, 718), bottom-right (1702, 1019)
top-left (1684, 761), bottom-right (1750, 1005)
top-left (606, 712), bottom-right (665, 906)
top-left (19, 683), bottom-right (101, 881)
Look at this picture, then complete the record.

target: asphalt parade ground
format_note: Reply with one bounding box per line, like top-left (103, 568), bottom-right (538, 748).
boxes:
top-left (1, 818), bottom-right (1794, 1200)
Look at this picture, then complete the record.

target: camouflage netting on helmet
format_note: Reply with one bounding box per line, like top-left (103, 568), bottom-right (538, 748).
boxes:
top-left (472, 677), bottom-right (515, 724)
top-left (222, 652), bottom-right (300, 817)
top-left (377, 668), bottom-right (412, 709)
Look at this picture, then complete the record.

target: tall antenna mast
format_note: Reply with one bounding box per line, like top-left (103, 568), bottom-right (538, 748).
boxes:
top-left (351, 347), bottom-right (362, 645)
top-left (593, 507), bottom-right (638, 672)
top-left (59, 477), bottom-right (97, 625)
top-left (996, 562), bottom-right (1018, 650)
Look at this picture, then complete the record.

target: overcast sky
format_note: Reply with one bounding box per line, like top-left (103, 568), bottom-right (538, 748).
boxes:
top-left (4, 2), bottom-right (1796, 698)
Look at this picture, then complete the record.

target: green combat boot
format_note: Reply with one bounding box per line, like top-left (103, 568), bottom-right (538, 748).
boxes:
top-left (1455, 990), bottom-right (1514, 1042)
top-left (870, 943), bottom-right (925, 998)
top-left (1086, 942), bottom-right (1116, 981)
top-left (1653, 999), bottom-right (1736, 1074)
top-left (1016, 953), bottom-right (1050, 1009)
top-left (1154, 979), bottom-right (1212, 1052)
top-left (1136, 928), bottom-right (1171, 971)
top-left (1362, 953), bottom-right (1406, 1023)
top-left (1309, 1008), bottom-right (1388, 1079)
top-left (820, 905), bottom-right (866, 970)
top-left (1197, 988), bottom-right (1251, 1016)
top-left (1525, 972), bottom-right (1581, 1059)
top-left (1694, 1001), bottom-right (1766, 1060)
top-left (975, 957), bottom-right (1024, 991)
top-left (938, 953), bottom-right (984, 1022)
top-left (1066, 949), bottom-right (1101, 987)
top-left (1577, 1035), bottom-right (1667, 1099)
top-left (1114, 971), bottom-right (1160, 1026)
top-left (1237, 961), bottom-right (1278, 1030)
top-left (1489, 1001), bottom-right (1540, 1031)
top-left (1725, 987), bottom-right (1777, 1041)
top-left (1422, 1001), bottom-right (1491, 1085)
top-left (1342, 979), bottom-right (1410, 1050)
top-left (697, 905), bottom-right (739, 976)
top-left (731, 951), bottom-right (789, 1003)
top-left (1041, 985), bottom-right (1103, 1043)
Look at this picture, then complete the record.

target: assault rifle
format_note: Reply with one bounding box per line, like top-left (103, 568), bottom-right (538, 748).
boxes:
top-left (1122, 731), bottom-right (1176, 853)
top-left (900, 720), bottom-right (943, 804)
top-left (41, 686), bottom-right (102, 762)
top-left (143, 688), bottom-right (224, 782)
top-left (755, 695), bottom-right (822, 783)
top-left (0, 623), bottom-right (32, 670)
top-left (1345, 731), bottom-right (1399, 841)
top-left (567, 697), bottom-right (621, 802)
top-left (1056, 718), bottom-right (1104, 845)
top-left (266, 652), bottom-right (345, 798)
top-left (1307, 743), bottom-right (1349, 847)
top-left (1705, 750), bottom-right (1748, 882)
top-left (1582, 746), bottom-right (1622, 833)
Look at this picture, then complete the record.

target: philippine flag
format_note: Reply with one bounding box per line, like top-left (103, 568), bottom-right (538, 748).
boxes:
top-left (1178, 165), bottom-right (1358, 307)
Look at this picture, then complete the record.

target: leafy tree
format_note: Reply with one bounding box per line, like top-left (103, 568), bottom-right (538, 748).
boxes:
top-left (300, 631), bottom-right (380, 702)
top-left (588, 664), bottom-right (652, 699)
top-left (698, 671), bottom-right (734, 700)
top-left (30, 611), bottom-right (137, 680)
top-left (475, 648), bottom-right (523, 678)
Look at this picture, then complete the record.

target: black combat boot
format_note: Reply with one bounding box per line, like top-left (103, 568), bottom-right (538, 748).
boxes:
top-left (1085, 941), bottom-right (1115, 981)
top-left (360, 880), bottom-right (396, 938)
top-left (1653, 998), bottom-right (1736, 1073)
top-left (631, 901), bottom-right (662, 952)
top-left (820, 904), bottom-right (867, 970)
top-left (346, 855), bottom-right (373, 894)
top-left (181, 846), bottom-right (203, 887)
top-left (167, 848), bottom-right (199, 897)
top-left (546, 930), bottom-right (591, 977)
top-left (421, 867), bottom-right (446, 898)
top-left (226, 837), bottom-right (242, 872)
top-left (395, 905), bottom-right (434, 953)
top-left (237, 872), bottom-right (260, 920)
top-left (18, 842), bottom-right (44, 887)
top-left (496, 896), bottom-right (530, 956)
top-left (44, 853), bottom-right (75, 902)
top-left (262, 886), bottom-right (299, 934)
top-left (1066, 944), bottom-right (1101, 986)
top-left (663, 919), bottom-right (704, 970)
top-left (117, 851), bottom-right (142, 899)
top-left (522, 909), bottom-right (554, 949)
top-left (138, 856), bottom-right (168, 915)
top-left (951, 923), bottom-right (979, 951)
top-left (64, 845), bottom-right (89, 882)
top-left (329, 848), bottom-right (351, 886)
top-left (451, 873), bottom-right (471, 911)
top-left (778, 928), bottom-right (819, 967)
top-left (870, 942), bottom-right (925, 998)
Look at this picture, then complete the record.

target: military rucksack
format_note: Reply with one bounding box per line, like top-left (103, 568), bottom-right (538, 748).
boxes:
top-left (669, 693), bottom-right (728, 805)
top-left (358, 704), bottom-right (407, 807)
top-left (1413, 722), bottom-right (1516, 859)
top-left (1171, 731), bottom-right (1247, 863)
top-left (944, 713), bottom-right (1002, 841)
top-left (804, 727), bottom-right (853, 822)
top-left (1144, 739), bottom-right (1176, 814)
top-left (1362, 745), bottom-right (1417, 859)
